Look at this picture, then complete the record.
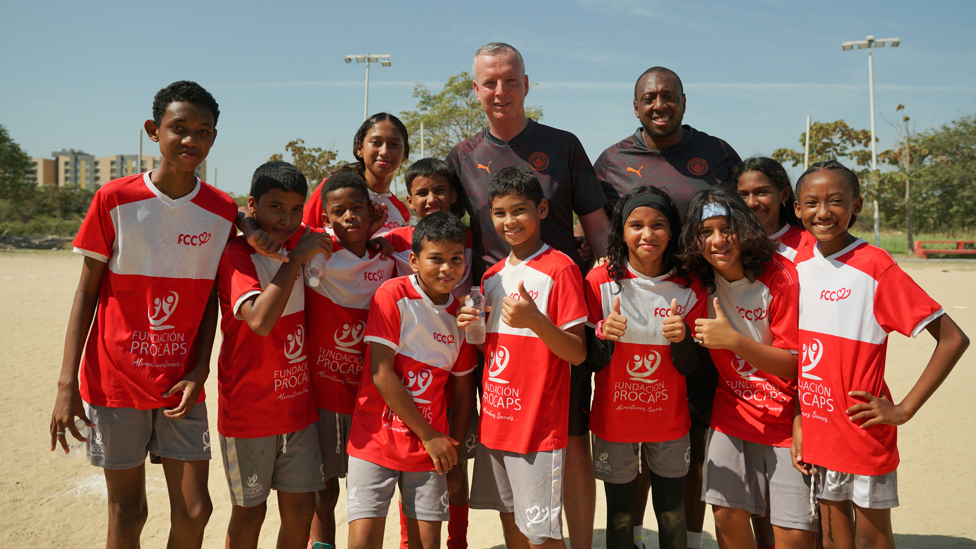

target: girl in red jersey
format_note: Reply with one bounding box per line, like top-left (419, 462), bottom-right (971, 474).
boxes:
top-left (679, 186), bottom-right (817, 549)
top-left (585, 186), bottom-right (707, 549)
top-left (791, 160), bottom-right (968, 549)
top-left (302, 112), bottom-right (411, 236)
top-left (729, 156), bottom-right (808, 262)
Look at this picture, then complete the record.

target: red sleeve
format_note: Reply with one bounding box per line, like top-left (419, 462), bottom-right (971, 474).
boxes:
top-left (767, 267), bottom-right (800, 352)
top-left (874, 264), bottom-right (942, 337)
top-left (584, 270), bottom-right (605, 326)
top-left (684, 276), bottom-right (709, 326)
top-left (73, 187), bottom-right (115, 262)
top-left (547, 264), bottom-right (588, 330)
top-left (218, 242), bottom-right (263, 319)
top-left (364, 283), bottom-right (402, 350)
top-left (303, 181), bottom-right (326, 229)
top-left (388, 194), bottom-right (411, 224)
top-left (385, 227), bottom-right (414, 253)
top-left (283, 223), bottom-right (307, 251)
top-left (452, 340), bottom-right (477, 376)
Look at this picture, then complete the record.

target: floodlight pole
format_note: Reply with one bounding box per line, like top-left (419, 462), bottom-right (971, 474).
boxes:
top-left (345, 53), bottom-right (392, 121)
top-left (842, 35), bottom-right (899, 247)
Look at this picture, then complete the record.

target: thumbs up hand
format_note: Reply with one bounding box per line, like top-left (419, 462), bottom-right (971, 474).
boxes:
top-left (662, 298), bottom-right (686, 343)
top-left (602, 295), bottom-right (628, 341)
top-left (694, 298), bottom-right (742, 350)
top-left (502, 281), bottom-right (542, 330)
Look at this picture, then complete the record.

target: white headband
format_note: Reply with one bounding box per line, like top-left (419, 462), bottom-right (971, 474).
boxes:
top-left (701, 202), bottom-right (729, 220)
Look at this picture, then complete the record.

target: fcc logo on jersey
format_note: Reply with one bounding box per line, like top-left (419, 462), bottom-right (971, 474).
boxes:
top-left (148, 291), bottom-right (179, 331)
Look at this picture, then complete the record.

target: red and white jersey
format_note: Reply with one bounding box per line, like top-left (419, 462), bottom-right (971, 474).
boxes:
top-left (708, 254), bottom-right (800, 448)
top-left (216, 236), bottom-right (315, 438)
top-left (73, 172), bottom-right (237, 409)
top-left (769, 224), bottom-right (810, 262)
top-left (303, 179), bottom-right (410, 237)
top-left (479, 245), bottom-right (587, 454)
top-left (385, 226), bottom-right (475, 301)
top-left (348, 275), bottom-right (476, 472)
top-left (585, 264), bottom-right (707, 443)
top-left (305, 232), bottom-right (394, 415)
top-left (795, 239), bottom-right (943, 476)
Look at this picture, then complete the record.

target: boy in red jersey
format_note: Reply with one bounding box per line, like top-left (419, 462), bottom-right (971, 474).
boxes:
top-left (346, 212), bottom-right (476, 549)
top-left (305, 171), bottom-right (395, 548)
top-left (216, 161), bottom-right (332, 548)
top-left (50, 81), bottom-right (237, 548)
top-left (458, 166), bottom-right (587, 549)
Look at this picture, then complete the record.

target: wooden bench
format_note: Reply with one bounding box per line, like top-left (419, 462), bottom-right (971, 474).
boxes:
top-left (913, 240), bottom-right (976, 259)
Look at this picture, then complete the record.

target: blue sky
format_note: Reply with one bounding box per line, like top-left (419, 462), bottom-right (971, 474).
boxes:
top-left (2, 0), bottom-right (974, 197)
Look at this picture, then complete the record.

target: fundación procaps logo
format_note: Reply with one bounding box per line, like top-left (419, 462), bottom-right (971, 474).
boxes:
top-left (403, 369), bottom-right (434, 404)
top-left (801, 339), bottom-right (824, 381)
top-left (334, 321), bottom-right (366, 352)
top-left (284, 325), bottom-right (307, 364)
top-left (487, 346), bottom-right (511, 384)
top-left (148, 291), bottom-right (179, 331)
top-left (525, 505), bottom-right (550, 526)
top-left (733, 354), bottom-right (766, 382)
top-left (626, 352), bottom-right (661, 384)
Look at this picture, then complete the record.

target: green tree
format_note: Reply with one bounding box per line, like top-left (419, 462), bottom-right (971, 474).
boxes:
top-left (269, 139), bottom-right (343, 192)
top-left (0, 124), bottom-right (35, 204)
top-left (399, 71), bottom-right (543, 161)
top-left (773, 119), bottom-right (874, 169)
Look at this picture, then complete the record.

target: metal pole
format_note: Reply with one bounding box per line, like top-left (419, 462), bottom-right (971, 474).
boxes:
top-left (364, 52), bottom-right (370, 121)
top-left (868, 39), bottom-right (881, 247)
top-left (804, 115), bottom-right (811, 169)
top-left (138, 129), bottom-right (143, 175)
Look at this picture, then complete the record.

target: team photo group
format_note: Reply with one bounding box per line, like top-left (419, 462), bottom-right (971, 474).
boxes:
top-left (47, 42), bottom-right (969, 549)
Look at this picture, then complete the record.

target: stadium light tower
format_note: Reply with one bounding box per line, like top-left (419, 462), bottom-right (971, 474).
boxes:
top-left (344, 53), bottom-right (392, 121)
top-left (841, 35), bottom-right (900, 247)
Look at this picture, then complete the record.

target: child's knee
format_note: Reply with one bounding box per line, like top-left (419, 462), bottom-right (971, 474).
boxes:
top-left (109, 498), bottom-right (149, 530)
top-left (177, 493), bottom-right (213, 526)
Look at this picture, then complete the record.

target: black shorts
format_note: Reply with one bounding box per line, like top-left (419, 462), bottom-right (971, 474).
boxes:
top-left (568, 364), bottom-right (592, 436)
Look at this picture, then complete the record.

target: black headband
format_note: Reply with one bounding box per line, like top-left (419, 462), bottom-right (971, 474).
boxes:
top-left (621, 193), bottom-right (678, 230)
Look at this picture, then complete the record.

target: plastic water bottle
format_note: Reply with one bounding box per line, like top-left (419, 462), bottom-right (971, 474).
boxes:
top-left (305, 253), bottom-right (327, 287)
top-left (59, 418), bottom-right (90, 459)
top-left (465, 288), bottom-right (486, 344)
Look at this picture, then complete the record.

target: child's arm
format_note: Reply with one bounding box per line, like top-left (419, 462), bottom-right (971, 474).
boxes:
top-left (502, 281), bottom-right (586, 365)
top-left (665, 298), bottom-right (700, 375)
top-left (848, 314), bottom-right (969, 428)
top-left (369, 342), bottom-right (459, 474)
top-left (50, 257), bottom-right (104, 452)
top-left (236, 208), bottom-right (288, 260)
top-left (366, 236), bottom-right (395, 259)
top-left (238, 229), bottom-right (332, 337)
top-left (790, 400), bottom-right (813, 475)
top-left (456, 303), bottom-right (490, 354)
top-left (694, 298), bottom-right (798, 378)
top-left (162, 283), bottom-right (218, 419)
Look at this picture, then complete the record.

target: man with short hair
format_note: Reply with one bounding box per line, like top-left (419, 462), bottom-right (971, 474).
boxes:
top-left (448, 42), bottom-right (608, 549)
top-left (594, 66), bottom-right (742, 549)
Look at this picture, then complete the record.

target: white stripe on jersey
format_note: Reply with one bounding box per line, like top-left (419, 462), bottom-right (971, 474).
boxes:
top-left (306, 246), bottom-right (393, 310)
top-left (232, 248), bottom-right (305, 320)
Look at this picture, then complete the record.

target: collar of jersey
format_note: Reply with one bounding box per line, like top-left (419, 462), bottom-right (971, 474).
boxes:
top-left (485, 119), bottom-right (537, 147)
top-left (625, 261), bottom-right (674, 282)
top-left (506, 243), bottom-right (549, 268)
top-left (409, 273), bottom-right (454, 311)
top-left (631, 125), bottom-right (696, 154)
top-left (142, 171), bottom-right (201, 207)
top-left (814, 237), bottom-right (865, 261)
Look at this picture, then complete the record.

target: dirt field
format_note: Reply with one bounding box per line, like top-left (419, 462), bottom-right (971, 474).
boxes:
top-left (1, 251), bottom-right (973, 548)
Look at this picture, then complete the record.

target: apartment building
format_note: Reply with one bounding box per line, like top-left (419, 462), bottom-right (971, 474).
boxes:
top-left (28, 150), bottom-right (207, 188)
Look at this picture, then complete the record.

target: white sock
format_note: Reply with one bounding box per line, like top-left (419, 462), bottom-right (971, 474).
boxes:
top-left (634, 525), bottom-right (643, 547)
top-left (687, 530), bottom-right (702, 549)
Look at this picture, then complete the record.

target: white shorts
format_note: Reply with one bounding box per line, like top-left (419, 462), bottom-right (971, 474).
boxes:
top-left (317, 409), bottom-right (352, 480)
top-left (591, 432), bottom-right (691, 483)
top-left (815, 467), bottom-right (898, 509)
top-left (469, 444), bottom-right (564, 545)
top-left (220, 423), bottom-right (325, 507)
top-left (346, 456), bottom-right (449, 522)
top-left (703, 428), bottom-right (817, 532)
top-left (83, 401), bottom-right (210, 469)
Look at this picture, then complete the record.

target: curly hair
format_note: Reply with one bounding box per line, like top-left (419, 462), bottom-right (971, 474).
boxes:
top-left (606, 186), bottom-right (684, 292)
top-left (727, 156), bottom-right (800, 229)
top-left (678, 186), bottom-right (775, 293)
top-left (795, 159), bottom-right (861, 228)
top-left (152, 81), bottom-right (219, 126)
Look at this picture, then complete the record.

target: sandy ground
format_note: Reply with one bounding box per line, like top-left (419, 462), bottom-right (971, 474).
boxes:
top-left (1, 250), bottom-right (974, 548)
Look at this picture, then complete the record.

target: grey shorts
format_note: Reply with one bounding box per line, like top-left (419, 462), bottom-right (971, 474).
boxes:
top-left (449, 408), bottom-right (479, 461)
top-left (469, 444), bottom-right (564, 545)
top-left (83, 401), bottom-right (211, 469)
top-left (345, 456), bottom-right (450, 522)
top-left (317, 409), bottom-right (352, 480)
top-left (591, 433), bottom-right (691, 483)
top-left (702, 429), bottom-right (817, 532)
top-left (220, 423), bottom-right (325, 507)
top-left (815, 467), bottom-right (898, 509)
